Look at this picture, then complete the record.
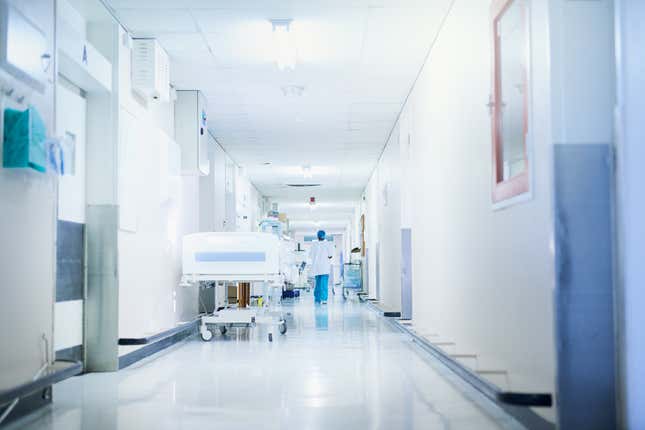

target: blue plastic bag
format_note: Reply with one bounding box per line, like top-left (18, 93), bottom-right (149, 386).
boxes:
top-left (2, 106), bottom-right (47, 172)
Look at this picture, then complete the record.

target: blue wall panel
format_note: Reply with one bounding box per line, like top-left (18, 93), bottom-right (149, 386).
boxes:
top-left (553, 143), bottom-right (616, 429)
top-left (56, 220), bottom-right (84, 302)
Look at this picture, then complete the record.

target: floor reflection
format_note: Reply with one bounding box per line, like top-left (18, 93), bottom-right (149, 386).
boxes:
top-left (7, 292), bottom-right (523, 430)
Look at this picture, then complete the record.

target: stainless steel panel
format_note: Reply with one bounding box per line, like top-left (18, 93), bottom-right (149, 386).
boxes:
top-left (85, 205), bottom-right (119, 372)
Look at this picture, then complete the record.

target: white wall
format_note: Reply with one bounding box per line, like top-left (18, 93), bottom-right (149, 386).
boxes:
top-left (114, 26), bottom-right (267, 339)
top-left (363, 124), bottom-right (401, 309)
top-left (235, 166), bottom-right (263, 232)
top-left (364, 168), bottom-right (380, 299)
top-left (0, 0), bottom-right (57, 388)
top-left (116, 27), bottom-right (198, 339)
top-left (364, 0), bottom-right (556, 421)
top-left (615, 0), bottom-right (645, 427)
top-left (200, 135), bottom-right (226, 232)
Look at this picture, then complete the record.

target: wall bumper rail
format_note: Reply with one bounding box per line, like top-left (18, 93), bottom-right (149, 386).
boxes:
top-left (118, 320), bottom-right (199, 346)
top-left (497, 392), bottom-right (552, 407)
top-left (118, 320), bottom-right (199, 370)
top-left (0, 360), bottom-right (82, 408)
top-left (364, 304), bottom-right (555, 430)
top-left (364, 300), bottom-right (402, 318)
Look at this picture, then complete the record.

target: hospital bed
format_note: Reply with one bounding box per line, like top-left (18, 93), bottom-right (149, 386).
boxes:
top-left (181, 232), bottom-right (287, 342)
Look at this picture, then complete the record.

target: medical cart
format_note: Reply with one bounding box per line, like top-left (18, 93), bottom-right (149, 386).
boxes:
top-left (342, 262), bottom-right (363, 300)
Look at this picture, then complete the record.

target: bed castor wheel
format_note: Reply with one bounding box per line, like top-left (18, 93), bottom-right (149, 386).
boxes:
top-left (200, 329), bottom-right (213, 342)
top-left (279, 321), bottom-right (287, 335)
top-left (268, 333), bottom-right (273, 342)
top-left (219, 325), bottom-right (228, 335)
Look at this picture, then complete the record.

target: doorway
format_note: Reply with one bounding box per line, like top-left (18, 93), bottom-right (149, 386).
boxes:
top-left (54, 79), bottom-right (87, 364)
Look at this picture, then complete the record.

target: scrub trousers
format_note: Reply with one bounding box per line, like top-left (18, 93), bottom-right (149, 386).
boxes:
top-left (314, 274), bottom-right (329, 303)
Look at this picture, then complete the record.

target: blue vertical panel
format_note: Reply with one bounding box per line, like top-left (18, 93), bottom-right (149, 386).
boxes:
top-left (553, 144), bottom-right (616, 429)
top-left (401, 228), bottom-right (413, 320)
top-left (56, 220), bottom-right (84, 302)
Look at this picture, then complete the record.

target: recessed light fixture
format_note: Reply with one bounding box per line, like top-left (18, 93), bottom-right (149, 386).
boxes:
top-left (271, 19), bottom-right (297, 71)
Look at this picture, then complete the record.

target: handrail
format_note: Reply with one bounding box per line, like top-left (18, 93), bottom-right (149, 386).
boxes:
top-left (118, 320), bottom-right (199, 346)
top-left (364, 299), bottom-right (402, 318)
top-left (388, 318), bottom-right (553, 407)
top-left (365, 302), bottom-right (555, 429)
top-left (497, 392), bottom-right (553, 407)
top-left (0, 360), bottom-right (82, 407)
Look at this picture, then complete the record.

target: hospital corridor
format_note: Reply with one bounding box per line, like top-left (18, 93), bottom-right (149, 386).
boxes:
top-left (0, 0), bottom-right (643, 429)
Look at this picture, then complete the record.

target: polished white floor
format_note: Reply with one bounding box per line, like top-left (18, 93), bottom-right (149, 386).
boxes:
top-left (10, 292), bottom-right (524, 429)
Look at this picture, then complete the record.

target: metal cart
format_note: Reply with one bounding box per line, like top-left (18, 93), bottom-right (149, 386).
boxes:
top-left (342, 262), bottom-right (363, 300)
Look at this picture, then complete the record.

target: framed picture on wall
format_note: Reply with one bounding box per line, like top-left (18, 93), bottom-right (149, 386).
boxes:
top-left (490, 0), bottom-right (531, 206)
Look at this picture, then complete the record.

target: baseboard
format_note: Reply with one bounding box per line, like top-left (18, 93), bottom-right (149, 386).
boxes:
top-left (0, 361), bottom-right (82, 426)
top-left (118, 321), bottom-right (198, 369)
top-left (0, 388), bottom-right (51, 425)
top-left (364, 300), bottom-right (401, 318)
top-left (56, 345), bottom-right (83, 366)
top-left (364, 303), bottom-right (555, 430)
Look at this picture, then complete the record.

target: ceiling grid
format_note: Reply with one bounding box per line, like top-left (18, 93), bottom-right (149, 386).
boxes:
top-left (103, 0), bottom-right (452, 231)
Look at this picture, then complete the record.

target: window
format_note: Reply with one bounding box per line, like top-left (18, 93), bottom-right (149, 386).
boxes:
top-left (491, 0), bottom-right (530, 204)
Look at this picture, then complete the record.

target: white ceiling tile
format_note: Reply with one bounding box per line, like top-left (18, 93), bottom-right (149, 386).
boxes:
top-left (157, 33), bottom-right (210, 54)
top-left (110, 0), bottom-right (451, 209)
top-left (106, 0), bottom-right (189, 9)
top-left (116, 8), bottom-right (198, 34)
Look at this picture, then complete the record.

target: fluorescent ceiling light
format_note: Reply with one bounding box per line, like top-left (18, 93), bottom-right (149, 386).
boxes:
top-left (284, 165), bottom-right (335, 176)
top-left (271, 19), bottom-right (297, 71)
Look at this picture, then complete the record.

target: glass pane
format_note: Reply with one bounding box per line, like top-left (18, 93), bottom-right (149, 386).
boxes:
top-left (62, 131), bottom-right (76, 176)
top-left (497, 0), bottom-right (528, 181)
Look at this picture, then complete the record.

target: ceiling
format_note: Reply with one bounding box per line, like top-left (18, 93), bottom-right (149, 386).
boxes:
top-left (102, 0), bottom-right (452, 232)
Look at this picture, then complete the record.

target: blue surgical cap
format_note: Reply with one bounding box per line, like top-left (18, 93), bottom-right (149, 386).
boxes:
top-left (317, 230), bottom-right (326, 240)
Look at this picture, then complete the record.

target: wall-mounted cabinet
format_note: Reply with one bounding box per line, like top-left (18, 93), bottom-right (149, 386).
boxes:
top-left (175, 90), bottom-right (209, 176)
top-left (0, 1), bottom-right (51, 94)
top-left (131, 38), bottom-right (169, 102)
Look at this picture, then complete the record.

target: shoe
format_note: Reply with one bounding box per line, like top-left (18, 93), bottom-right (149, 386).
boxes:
top-left (322, 301), bottom-right (327, 305)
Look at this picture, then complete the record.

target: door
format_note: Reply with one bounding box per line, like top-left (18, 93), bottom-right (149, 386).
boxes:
top-left (54, 81), bottom-right (87, 363)
top-left (400, 228), bottom-right (413, 320)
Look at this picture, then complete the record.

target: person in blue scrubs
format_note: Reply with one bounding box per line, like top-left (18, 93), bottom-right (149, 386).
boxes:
top-left (309, 230), bottom-right (334, 304)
